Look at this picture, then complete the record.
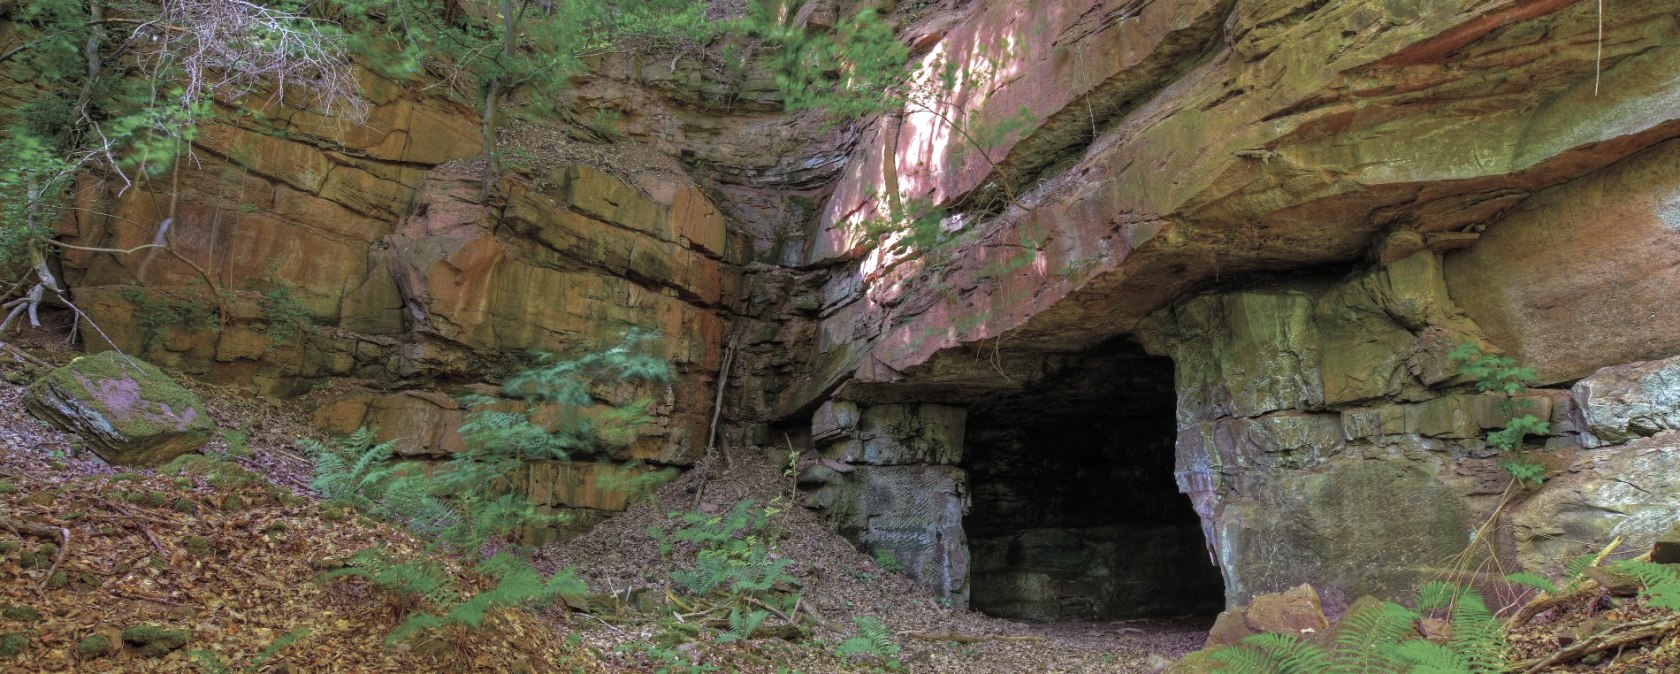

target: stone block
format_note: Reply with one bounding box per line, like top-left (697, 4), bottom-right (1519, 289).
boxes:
top-left (1573, 354), bottom-right (1680, 447)
top-left (811, 464), bottom-right (970, 608)
top-left (811, 399), bottom-right (860, 445)
top-left (1243, 584), bottom-right (1329, 636)
top-left (1650, 524), bottom-right (1680, 564)
top-left (1342, 405), bottom-right (1405, 441)
top-left (563, 165), bottom-right (665, 238)
top-left (854, 404), bottom-right (966, 465)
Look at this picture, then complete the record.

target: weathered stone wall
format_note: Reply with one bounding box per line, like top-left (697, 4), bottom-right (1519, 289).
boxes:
top-left (34, 51), bottom-right (797, 531)
top-left (17, 0), bottom-right (1680, 608)
top-left (798, 402), bottom-right (972, 607)
top-left (772, 0), bottom-right (1680, 616)
top-left (1137, 232), bottom-right (1680, 608)
top-left (786, 0), bottom-right (1680, 419)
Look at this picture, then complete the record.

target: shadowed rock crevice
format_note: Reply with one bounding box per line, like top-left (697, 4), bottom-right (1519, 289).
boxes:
top-left (963, 343), bottom-right (1224, 622)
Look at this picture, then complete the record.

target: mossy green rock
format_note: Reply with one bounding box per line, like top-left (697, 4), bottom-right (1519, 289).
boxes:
top-left (0, 632), bottom-right (27, 658)
top-left (0, 604), bottom-right (40, 623)
top-left (24, 352), bottom-right (213, 466)
top-left (121, 624), bottom-right (188, 656)
top-left (77, 633), bottom-right (110, 659)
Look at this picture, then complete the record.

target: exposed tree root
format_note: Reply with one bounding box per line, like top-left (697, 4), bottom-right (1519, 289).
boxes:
top-left (2, 517), bottom-right (71, 590)
top-left (1505, 538), bottom-right (1629, 628)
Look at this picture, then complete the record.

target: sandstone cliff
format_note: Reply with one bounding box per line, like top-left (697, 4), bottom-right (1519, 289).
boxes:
top-left (21, 0), bottom-right (1680, 620)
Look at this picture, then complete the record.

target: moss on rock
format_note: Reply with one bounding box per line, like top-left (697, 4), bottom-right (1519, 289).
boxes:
top-left (121, 624), bottom-right (188, 656)
top-left (23, 351), bottom-right (214, 466)
top-left (0, 632), bottom-right (28, 658)
top-left (0, 604), bottom-right (40, 623)
top-left (77, 633), bottom-right (110, 659)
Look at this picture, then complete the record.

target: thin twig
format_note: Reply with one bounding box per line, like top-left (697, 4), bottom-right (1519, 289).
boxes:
top-left (43, 239), bottom-right (167, 255)
top-left (109, 505), bottom-right (167, 553)
top-left (706, 334), bottom-right (740, 470)
top-left (1594, 0), bottom-right (1603, 96)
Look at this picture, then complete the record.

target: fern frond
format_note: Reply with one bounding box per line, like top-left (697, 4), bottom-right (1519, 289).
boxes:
top-left (1503, 572), bottom-right (1557, 596)
top-left (387, 613), bottom-right (448, 645)
top-left (1416, 581), bottom-right (1459, 613)
top-left (189, 650), bottom-right (232, 674)
top-left (1384, 639), bottom-right (1470, 674)
top-left (1213, 633), bottom-right (1331, 674)
top-left (251, 629), bottom-right (311, 669)
top-left (836, 615), bottom-right (900, 659)
top-left (1330, 600), bottom-right (1416, 674)
top-left (1447, 588), bottom-right (1504, 674)
top-left (1613, 560), bottom-right (1680, 611)
top-left (717, 608), bottom-right (769, 643)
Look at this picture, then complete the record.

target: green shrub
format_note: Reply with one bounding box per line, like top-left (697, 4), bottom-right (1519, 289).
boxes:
top-left (872, 548), bottom-right (903, 574)
top-left (261, 287), bottom-right (312, 348)
top-left (309, 333), bottom-right (670, 645)
top-left (1449, 343), bottom-right (1551, 485)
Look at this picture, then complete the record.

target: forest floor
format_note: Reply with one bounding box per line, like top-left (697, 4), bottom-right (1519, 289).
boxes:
top-left (0, 335), bottom-right (1206, 673)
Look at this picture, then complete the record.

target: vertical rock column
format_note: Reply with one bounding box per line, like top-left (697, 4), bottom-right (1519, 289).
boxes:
top-left (798, 401), bottom-right (972, 608)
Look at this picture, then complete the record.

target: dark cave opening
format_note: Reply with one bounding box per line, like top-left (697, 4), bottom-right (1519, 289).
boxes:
top-left (964, 345), bottom-right (1226, 622)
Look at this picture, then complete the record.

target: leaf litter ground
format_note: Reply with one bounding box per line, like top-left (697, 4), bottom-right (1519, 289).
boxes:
top-left (0, 336), bottom-right (1207, 673)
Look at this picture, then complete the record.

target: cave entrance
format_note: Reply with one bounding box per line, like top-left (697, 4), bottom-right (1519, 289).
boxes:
top-left (964, 343), bottom-right (1225, 622)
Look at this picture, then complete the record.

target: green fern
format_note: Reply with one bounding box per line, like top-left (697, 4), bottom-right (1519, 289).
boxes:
top-left (1213, 633), bottom-right (1332, 674)
top-left (1330, 601), bottom-right (1416, 674)
top-left (1415, 581), bottom-right (1459, 613)
top-left (836, 615), bottom-right (900, 661)
top-left (1214, 582), bottom-right (1506, 674)
top-left (305, 334), bottom-right (677, 644)
top-left (1446, 588), bottom-right (1504, 674)
top-left (1613, 560), bottom-right (1680, 611)
top-left (1507, 553), bottom-right (1600, 599)
top-left (190, 650), bottom-right (232, 674)
top-left (1385, 640), bottom-right (1473, 674)
top-left (1502, 572), bottom-right (1557, 596)
top-left (385, 553), bottom-right (586, 644)
top-left (715, 608), bottom-right (769, 643)
top-left (1564, 552), bottom-right (1600, 580)
top-left (665, 500), bottom-right (796, 602)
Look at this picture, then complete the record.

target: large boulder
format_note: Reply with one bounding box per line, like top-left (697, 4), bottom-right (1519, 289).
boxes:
top-left (1572, 355), bottom-right (1680, 447)
top-left (25, 352), bottom-right (214, 466)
